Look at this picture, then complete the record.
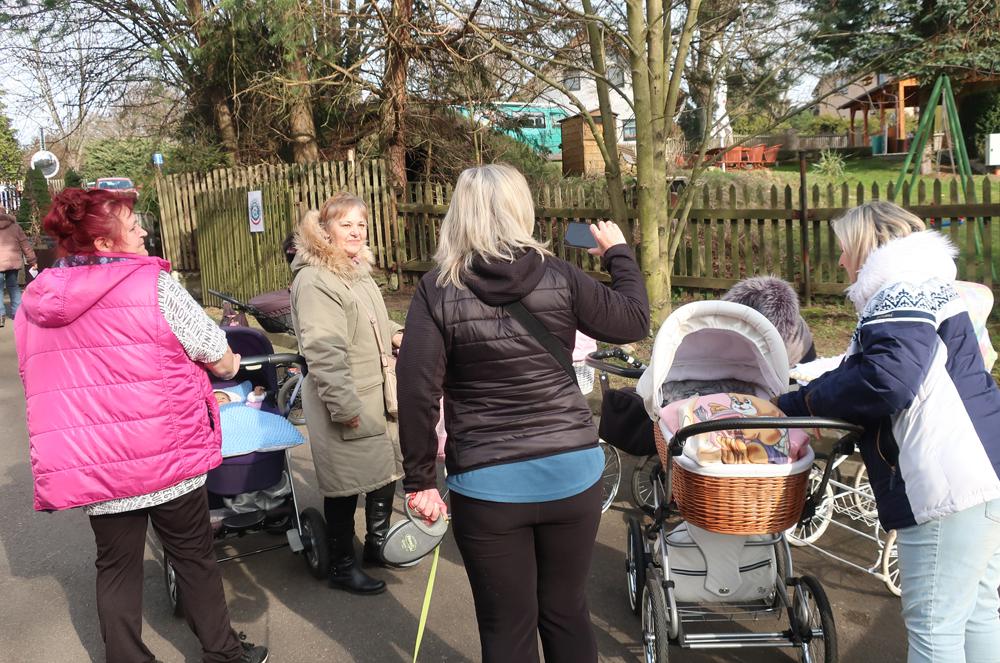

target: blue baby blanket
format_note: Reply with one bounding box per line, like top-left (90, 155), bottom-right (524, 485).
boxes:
top-left (220, 403), bottom-right (305, 458)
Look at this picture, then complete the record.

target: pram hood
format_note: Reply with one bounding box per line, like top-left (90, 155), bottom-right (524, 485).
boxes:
top-left (637, 301), bottom-right (789, 419)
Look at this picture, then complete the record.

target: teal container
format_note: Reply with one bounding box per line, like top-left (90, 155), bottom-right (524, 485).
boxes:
top-left (870, 134), bottom-right (885, 155)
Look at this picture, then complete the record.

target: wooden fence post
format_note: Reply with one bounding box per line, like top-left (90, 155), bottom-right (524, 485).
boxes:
top-left (798, 152), bottom-right (812, 306)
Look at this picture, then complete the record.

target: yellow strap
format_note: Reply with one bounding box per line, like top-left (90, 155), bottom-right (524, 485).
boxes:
top-left (412, 544), bottom-right (441, 663)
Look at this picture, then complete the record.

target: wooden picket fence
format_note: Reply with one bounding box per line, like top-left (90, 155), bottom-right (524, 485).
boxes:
top-left (155, 159), bottom-right (394, 278)
top-left (399, 177), bottom-right (1000, 300)
top-left (157, 157), bottom-right (1000, 302)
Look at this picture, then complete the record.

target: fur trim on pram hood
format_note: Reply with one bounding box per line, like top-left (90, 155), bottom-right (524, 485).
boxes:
top-left (846, 230), bottom-right (957, 312)
top-left (292, 209), bottom-right (376, 281)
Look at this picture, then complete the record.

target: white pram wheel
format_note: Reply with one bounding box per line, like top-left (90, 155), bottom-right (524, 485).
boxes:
top-left (852, 464), bottom-right (879, 519)
top-left (626, 516), bottom-right (648, 616)
top-left (792, 575), bottom-right (838, 663)
top-left (880, 529), bottom-right (901, 597)
top-left (641, 566), bottom-right (671, 663)
top-left (600, 441), bottom-right (622, 513)
top-left (787, 456), bottom-right (836, 547)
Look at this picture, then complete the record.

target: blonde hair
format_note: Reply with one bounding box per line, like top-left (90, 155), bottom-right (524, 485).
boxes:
top-left (320, 192), bottom-right (368, 227)
top-left (434, 164), bottom-right (549, 288)
top-left (833, 201), bottom-right (926, 275)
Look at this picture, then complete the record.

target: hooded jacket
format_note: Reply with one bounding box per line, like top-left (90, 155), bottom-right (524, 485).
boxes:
top-left (398, 245), bottom-right (650, 492)
top-left (15, 254), bottom-right (222, 511)
top-left (0, 214), bottom-right (36, 271)
top-left (289, 212), bottom-right (404, 497)
top-left (778, 231), bottom-right (1000, 530)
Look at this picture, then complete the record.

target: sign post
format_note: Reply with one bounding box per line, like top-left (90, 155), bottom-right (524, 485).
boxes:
top-left (248, 190), bottom-right (265, 233)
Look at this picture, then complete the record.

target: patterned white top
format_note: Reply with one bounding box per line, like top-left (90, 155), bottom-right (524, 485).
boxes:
top-left (85, 273), bottom-right (228, 516)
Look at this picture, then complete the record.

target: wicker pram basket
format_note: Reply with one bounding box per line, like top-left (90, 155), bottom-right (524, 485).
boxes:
top-left (653, 422), bottom-right (810, 535)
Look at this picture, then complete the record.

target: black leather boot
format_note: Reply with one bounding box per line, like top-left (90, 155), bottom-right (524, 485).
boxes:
top-left (363, 482), bottom-right (395, 565)
top-left (328, 535), bottom-right (385, 595)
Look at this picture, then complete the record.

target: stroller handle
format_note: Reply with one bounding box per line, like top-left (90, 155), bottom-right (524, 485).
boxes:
top-left (669, 416), bottom-right (864, 455)
top-left (240, 353), bottom-right (308, 377)
top-left (584, 348), bottom-right (648, 378)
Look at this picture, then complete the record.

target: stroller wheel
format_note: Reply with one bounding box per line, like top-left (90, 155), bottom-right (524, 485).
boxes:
top-left (278, 373), bottom-right (306, 425)
top-left (851, 464), bottom-right (878, 519)
top-left (641, 567), bottom-right (671, 663)
top-left (787, 455), bottom-right (836, 547)
top-left (162, 553), bottom-right (184, 618)
top-left (630, 454), bottom-right (658, 516)
top-left (880, 529), bottom-right (901, 597)
top-left (791, 575), bottom-right (837, 663)
top-left (626, 516), bottom-right (648, 616)
top-left (600, 441), bottom-right (622, 513)
top-left (299, 508), bottom-right (331, 580)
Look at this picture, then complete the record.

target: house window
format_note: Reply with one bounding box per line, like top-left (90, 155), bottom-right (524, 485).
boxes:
top-left (563, 70), bottom-right (582, 91)
top-left (607, 66), bottom-right (625, 87)
top-left (622, 119), bottom-right (637, 141)
top-left (516, 113), bottom-right (546, 129)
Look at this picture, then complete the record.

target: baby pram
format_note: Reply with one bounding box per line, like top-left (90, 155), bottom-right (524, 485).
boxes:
top-left (630, 301), bottom-right (863, 663)
top-left (162, 326), bottom-right (330, 617)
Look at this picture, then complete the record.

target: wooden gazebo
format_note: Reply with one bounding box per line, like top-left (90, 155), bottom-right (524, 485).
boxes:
top-left (840, 77), bottom-right (919, 153)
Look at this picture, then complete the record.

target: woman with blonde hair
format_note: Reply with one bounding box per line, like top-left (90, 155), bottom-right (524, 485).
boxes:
top-left (397, 164), bottom-right (649, 662)
top-left (777, 200), bottom-right (1000, 662)
top-left (290, 192), bottom-right (404, 594)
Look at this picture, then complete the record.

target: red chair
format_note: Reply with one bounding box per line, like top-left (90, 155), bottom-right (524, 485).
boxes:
top-left (762, 145), bottom-right (781, 168)
top-left (722, 147), bottom-right (745, 170)
top-left (745, 144), bottom-right (765, 168)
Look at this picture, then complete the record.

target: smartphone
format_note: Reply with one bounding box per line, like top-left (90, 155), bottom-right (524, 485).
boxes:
top-left (564, 222), bottom-right (598, 250)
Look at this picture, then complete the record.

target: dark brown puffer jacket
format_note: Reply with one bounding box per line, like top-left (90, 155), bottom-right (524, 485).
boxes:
top-left (398, 245), bottom-right (649, 491)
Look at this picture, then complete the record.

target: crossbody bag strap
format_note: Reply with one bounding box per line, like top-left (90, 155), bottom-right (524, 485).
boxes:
top-left (503, 300), bottom-right (578, 387)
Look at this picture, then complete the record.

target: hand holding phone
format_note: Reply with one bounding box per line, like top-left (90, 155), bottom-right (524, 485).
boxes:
top-left (564, 222), bottom-right (599, 250)
top-left (566, 220), bottom-right (626, 257)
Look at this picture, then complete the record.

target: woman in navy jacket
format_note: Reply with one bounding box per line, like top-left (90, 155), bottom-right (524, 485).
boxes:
top-left (777, 201), bottom-right (1000, 663)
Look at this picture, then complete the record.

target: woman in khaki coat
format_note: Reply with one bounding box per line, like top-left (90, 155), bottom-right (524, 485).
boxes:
top-left (290, 192), bottom-right (403, 595)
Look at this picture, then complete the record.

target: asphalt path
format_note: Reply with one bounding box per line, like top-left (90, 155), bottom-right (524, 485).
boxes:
top-left (0, 327), bottom-right (907, 662)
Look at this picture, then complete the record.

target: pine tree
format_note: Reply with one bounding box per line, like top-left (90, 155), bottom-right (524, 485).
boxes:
top-left (0, 104), bottom-right (20, 182)
top-left (16, 166), bottom-right (52, 235)
top-left (64, 167), bottom-right (83, 188)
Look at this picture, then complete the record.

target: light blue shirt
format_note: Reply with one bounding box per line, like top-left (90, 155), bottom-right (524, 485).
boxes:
top-left (447, 446), bottom-right (604, 503)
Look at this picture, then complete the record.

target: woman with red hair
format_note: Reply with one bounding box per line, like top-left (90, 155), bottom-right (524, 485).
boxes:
top-left (14, 188), bottom-right (269, 663)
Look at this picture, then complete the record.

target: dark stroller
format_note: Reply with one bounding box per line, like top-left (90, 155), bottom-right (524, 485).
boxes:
top-left (162, 326), bottom-right (329, 616)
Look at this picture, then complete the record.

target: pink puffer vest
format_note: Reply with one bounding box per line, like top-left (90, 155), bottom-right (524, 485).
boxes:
top-left (15, 254), bottom-right (222, 511)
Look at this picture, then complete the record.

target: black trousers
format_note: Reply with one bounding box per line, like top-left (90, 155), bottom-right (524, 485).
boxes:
top-left (450, 480), bottom-right (603, 663)
top-left (89, 486), bottom-right (243, 663)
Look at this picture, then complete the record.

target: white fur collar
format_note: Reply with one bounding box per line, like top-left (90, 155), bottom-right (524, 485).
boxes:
top-left (846, 230), bottom-right (957, 312)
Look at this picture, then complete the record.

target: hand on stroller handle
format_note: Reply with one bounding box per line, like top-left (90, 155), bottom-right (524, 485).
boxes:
top-left (239, 353), bottom-right (308, 377)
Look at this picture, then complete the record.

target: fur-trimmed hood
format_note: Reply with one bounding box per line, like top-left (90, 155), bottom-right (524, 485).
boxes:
top-left (722, 275), bottom-right (814, 366)
top-left (290, 209), bottom-right (375, 281)
top-left (846, 230), bottom-right (958, 312)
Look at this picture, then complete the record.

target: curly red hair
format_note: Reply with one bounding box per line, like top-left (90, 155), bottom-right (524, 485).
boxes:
top-left (43, 188), bottom-right (135, 255)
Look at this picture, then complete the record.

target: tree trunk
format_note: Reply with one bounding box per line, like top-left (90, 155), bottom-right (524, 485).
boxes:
top-left (287, 59), bottom-right (321, 163)
top-left (627, 0), bottom-right (667, 325)
top-left (381, 0), bottom-right (413, 192)
top-left (209, 87), bottom-right (240, 158)
top-left (581, 0), bottom-right (627, 224)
